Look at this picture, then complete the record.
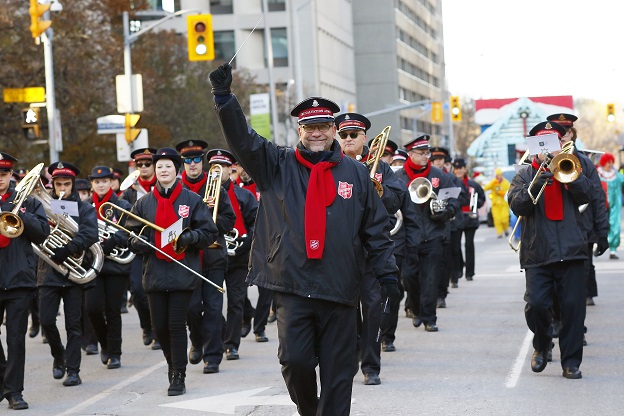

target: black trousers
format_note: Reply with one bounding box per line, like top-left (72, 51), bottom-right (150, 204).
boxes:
top-left (187, 269), bottom-right (225, 364)
top-left (406, 238), bottom-right (443, 325)
top-left (381, 255), bottom-right (404, 343)
top-left (147, 291), bottom-right (192, 372)
top-left (275, 292), bottom-right (356, 416)
top-left (223, 266), bottom-right (247, 350)
top-left (462, 228), bottom-right (477, 278)
top-left (0, 288), bottom-right (34, 397)
top-left (29, 290), bottom-right (39, 328)
top-left (586, 243), bottom-right (598, 298)
top-left (357, 268), bottom-right (382, 376)
top-left (39, 285), bottom-right (83, 372)
top-left (85, 273), bottom-right (127, 357)
top-left (253, 287), bottom-right (273, 335)
top-left (243, 295), bottom-right (255, 324)
top-left (524, 260), bottom-right (586, 369)
top-left (130, 256), bottom-right (151, 333)
top-left (448, 229), bottom-right (463, 288)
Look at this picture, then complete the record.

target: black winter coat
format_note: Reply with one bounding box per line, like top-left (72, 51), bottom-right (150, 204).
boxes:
top-left (215, 95), bottom-right (398, 306)
top-left (223, 179), bottom-right (258, 270)
top-left (574, 150), bottom-right (609, 243)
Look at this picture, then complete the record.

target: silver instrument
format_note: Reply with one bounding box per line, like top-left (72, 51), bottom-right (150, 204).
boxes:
top-left (408, 177), bottom-right (447, 215)
top-left (31, 188), bottom-right (104, 284)
top-left (468, 189), bottom-right (478, 219)
top-left (390, 210), bottom-right (403, 236)
top-left (98, 219), bottom-right (136, 264)
top-left (226, 229), bottom-right (243, 256)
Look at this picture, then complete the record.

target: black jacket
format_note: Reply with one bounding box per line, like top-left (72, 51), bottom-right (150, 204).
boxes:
top-left (97, 192), bottom-right (133, 276)
top-left (126, 181), bottom-right (218, 292)
top-left (223, 178), bottom-right (258, 270)
top-left (574, 150), bottom-right (609, 243)
top-left (0, 184), bottom-right (49, 290)
top-left (508, 162), bottom-right (592, 268)
top-left (457, 176), bottom-right (486, 230)
top-left (215, 95), bottom-right (398, 306)
top-left (37, 190), bottom-right (99, 287)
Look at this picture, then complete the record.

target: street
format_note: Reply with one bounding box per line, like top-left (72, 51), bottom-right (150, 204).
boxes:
top-left (7, 225), bottom-right (624, 415)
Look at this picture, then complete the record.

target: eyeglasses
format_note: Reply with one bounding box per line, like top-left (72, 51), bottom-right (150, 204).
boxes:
top-left (184, 157), bottom-right (203, 164)
top-left (301, 124), bottom-right (332, 133)
top-left (136, 162), bottom-right (152, 168)
top-left (338, 131), bottom-right (362, 140)
top-left (409, 151), bottom-right (431, 158)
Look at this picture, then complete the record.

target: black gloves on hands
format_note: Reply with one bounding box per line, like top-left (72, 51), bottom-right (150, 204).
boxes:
top-left (594, 237), bottom-right (609, 257)
top-left (102, 238), bottom-right (117, 256)
top-left (130, 235), bottom-right (152, 254)
top-left (533, 172), bottom-right (553, 193)
top-left (176, 230), bottom-right (199, 249)
top-left (380, 280), bottom-right (402, 305)
top-left (236, 234), bottom-right (252, 254)
top-left (430, 207), bottom-right (454, 223)
top-left (50, 246), bottom-right (72, 265)
top-left (209, 63), bottom-right (233, 96)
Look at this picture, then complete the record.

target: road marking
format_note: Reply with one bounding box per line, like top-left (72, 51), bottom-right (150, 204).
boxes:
top-left (58, 360), bottom-right (167, 415)
top-left (505, 329), bottom-right (532, 388)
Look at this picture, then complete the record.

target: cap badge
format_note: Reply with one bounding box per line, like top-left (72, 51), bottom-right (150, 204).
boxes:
top-left (57, 162), bottom-right (64, 169)
top-left (545, 122), bottom-right (552, 130)
top-left (0, 154), bottom-right (3, 160)
top-left (97, 169), bottom-right (102, 174)
top-left (189, 141), bottom-right (194, 146)
top-left (345, 114), bottom-right (350, 120)
top-left (312, 100), bottom-right (319, 107)
top-left (217, 150), bottom-right (222, 155)
top-left (559, 114), bottom-right (566, 121)
top-left (143, 149), bottom-right (151, 154)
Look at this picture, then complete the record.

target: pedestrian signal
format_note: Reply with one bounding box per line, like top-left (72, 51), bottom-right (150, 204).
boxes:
top-left (22, 108), bottom-right (41, 140)
top-left (187, 14), bottom-right (214, 61)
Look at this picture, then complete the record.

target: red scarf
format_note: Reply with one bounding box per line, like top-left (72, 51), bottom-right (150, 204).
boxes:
top-left (0, 192), bottom-right (12, 248)
top-left (227, 181), bottom-right (248, 236)
top-left (137, 176), bottom-right (156, 193)
top-left (403, 158), bottom-right (431, 182)
top-left (295, 148), bottom-right (340, 259)
top-left (462, 176), bottom-right (471, 212)
top-left (153, 182), bottom-right (185, 261)
top-left (92, 188), bottom-right (114, 220)
top-left (181, 171), bottom-right (207, 194)
top-left (531, 159), bottom-right (563, 221)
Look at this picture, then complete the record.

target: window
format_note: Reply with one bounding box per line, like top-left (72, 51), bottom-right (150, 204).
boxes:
top-left (210, 0), bottom-right (233, 14)
top-left (214, 31), bottom-right (236, 66)
top-left (268, 0), bottom-right (286, 12)
top-left (271, 28), bottom-right (289, 67)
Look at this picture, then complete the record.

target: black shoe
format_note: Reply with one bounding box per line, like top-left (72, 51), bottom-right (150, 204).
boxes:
top-left (451, 282), bottom-right (458, 288)
top-left (405, 308), bottom-right (415, 318)
top-left (610, 253), bottom-right (619, 260)
top-left (52, 357), bottom-right (65, 380)
top-left (562, 366), bottom-right (582, 379)
top-left (412, 317), bottom-right (422, 328)
top-left (85, 344), bottom-right (98, 355)
top-left (151, 339), bottom-right (161, 350)
top-left (225, 348), bottom-right (239, 360)
top-left (267, 311), bottom-right (277, 323)
top-left (168, 371), bottom-right (186, 396)
top-left (107, 357), bottom-right (121, 369)
top-left (424, 323), bottom-right (439, 332)
top-left (364, 373), bottom-right (381, 385)
top-left (42, 334), bottom-right (48, 344)
top-left (381, 340), bottom-right (396, 352)
top-left (62, 371), bottom-right (82, 387)
top-left (100, 350), bottom-right (109, 365)
top-left (586, 297), bottom-right (595, 306)
top-left (531, 350), bottom-right (547, 373)
top-left (120, 305), bottom-right (128, 314)
top-left (465, 275), bottom-right (474, 281)
top-left (189, 345), bottom-right (202, 365)
top-left (7, 394), bottom-right (28, 410)
top-left (437, 298), bottom-right (446, 308)
top-left (142, 329), bottom-right (153, 346)
top-left (241, 322), bottom-right (251, 338)
top-left (28, 324), bottom-right (40, 338)
top-left (255, 332), bottom-right (269, 342)
top-left (203, 362), bottom-right (219, 374)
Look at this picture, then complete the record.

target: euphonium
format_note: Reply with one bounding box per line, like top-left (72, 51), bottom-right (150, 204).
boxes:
top-left (226, 228), bottom-right (243, 256)
top-left (408, 177), bottom-right (446, 215)
top-left (0, 163), bottom-right (45, 238)
top-left (365, 126), bottom-right (392, 197)
top-left (30, 186), bottom-right (104, 284)
top-left (97, 219), bottom-right (136, 264)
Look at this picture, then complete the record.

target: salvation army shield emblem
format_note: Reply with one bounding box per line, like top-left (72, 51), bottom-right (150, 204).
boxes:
top-left (337, 181), bottom-right (353, 199)
top-left (431, 177), bottom-right (440, 188)
top-left (178, 205), bottom-right (190, 218)
top-left (374, 173), bottom-right (383, 183)
top-left (310, 240), bottom-right (320, 250)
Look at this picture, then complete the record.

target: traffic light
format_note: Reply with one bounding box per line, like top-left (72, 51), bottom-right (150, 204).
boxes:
top-left (607, 103), bottom-right (616, 123)
top-left (187, 14), bottom-right (214, 61)
top-left (125, 113), bottom-right (141, 144)
top-left (450, 96), bottom-right (462, 122)
top-left (431, 102), bottom-right (443, 123)
top-left (22, 108), bottom-right (41, 140)
top-left (29, 0), bottom-right (51, 42)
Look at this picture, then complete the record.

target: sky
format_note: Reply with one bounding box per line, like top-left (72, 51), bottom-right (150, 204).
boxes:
top-left (441, 0), bottom-right (624, 104)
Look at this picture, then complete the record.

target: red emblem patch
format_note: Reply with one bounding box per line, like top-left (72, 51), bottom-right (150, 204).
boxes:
top-left (431, 177), bottom-right (440, 188)
top-left (337, 181), bottom-right (353, 199)
top-left (310, 240), bottom-right (320, 250)
top-left (20, 207), bottom-right (26, 213)
top-left (178, 205), bottom-right (190, 218)
top-left (374, 173), bottom-right (383, 183)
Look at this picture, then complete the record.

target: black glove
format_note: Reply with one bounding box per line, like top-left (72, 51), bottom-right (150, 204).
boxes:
top-left (130, 235), bottom-right (152, 254)
top-left (236, 234), bottom-right (252, 254)
top-left (176, 230), bottom-right (199, 249)
top-left (50, 245), bottom-right (72, 265)
top-left (594, 237), bottom-right (609, 257)
top-left (430, 206), bottom-right (454, 223)
top-left (102, 238), bottom-right (117, 256)
top-left (532, 171), bottom-right (553, 194)
top-left (209, 63), bottom-right (233, 95)
top-left (380, 280), bottom-right (402, 306)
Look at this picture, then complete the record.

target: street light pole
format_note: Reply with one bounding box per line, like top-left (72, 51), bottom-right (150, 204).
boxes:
top-left (261, 0), bottom-right (280, 145)
top-left (42, 16), bottom-right (58, 164)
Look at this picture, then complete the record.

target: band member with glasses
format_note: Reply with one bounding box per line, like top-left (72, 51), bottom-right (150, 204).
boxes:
top-left (175, 139), bottom-right (236, 375)
top-left (0, 152), bottom-right (50, 409)
top-left (121, 148), bottom-right (159, 350)
top-left (126, 148), bottom-right (218, 396)
top-left (86, 166), bottom-right (133, 370)
top-left (38, 162), bottom-right (99, 388)
top-left (209, 63), bottom-right (401, 416)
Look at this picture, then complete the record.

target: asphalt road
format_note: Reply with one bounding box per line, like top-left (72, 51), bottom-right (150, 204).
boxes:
top-left (5, 225), bottom-right (624, 415)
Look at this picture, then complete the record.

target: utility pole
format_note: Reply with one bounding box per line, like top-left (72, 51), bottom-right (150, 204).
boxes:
top-left (261, 0), bottom-right (280, 145)
top-left (42, 16), bottom-right (59, 164)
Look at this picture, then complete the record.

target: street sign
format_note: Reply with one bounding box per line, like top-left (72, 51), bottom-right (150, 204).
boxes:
top-left (116, 129), bottom-right (148, 162)
top-left (97, 115), bottom-right (126, 134)
top-left (3, 87), bottom-right (46, 103)
top-left (116, 74), bottom-right (144, 113)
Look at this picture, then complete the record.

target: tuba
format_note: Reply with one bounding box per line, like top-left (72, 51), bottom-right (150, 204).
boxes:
top-left (0, 163), bottom-right (44, 238)
top-left (30, 186), bottom-right (104, 284)
top-left (364, 126), bottom-right (392, 197)
top-left (97, 219), bottom-right (136, 264)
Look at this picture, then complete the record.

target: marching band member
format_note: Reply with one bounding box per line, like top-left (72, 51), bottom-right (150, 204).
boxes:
top-left (126, 148), bottom-right (218, 396)
top-left (38, 162), bottom-right (99, 387)
top-left (121, 148), bottom-right (159, 349)
top-left (391, 149), bottom-right (408, 168)
top-left (86, 166), bottom-right (133, 369)
top-left (207, 149), bottom-right (258, 358)
top-left (175, 140), bottom-right (236, 375)
top-left (508, 121), bottom-right (592, 379)
top-left (0, 153), bottom-right (50, 409)
top-left (209, 63), bottom-right (400, 416)
top-left (75, 179), bottom-right (92, 202)
top-left (111, 168), bottom-right (124, 197)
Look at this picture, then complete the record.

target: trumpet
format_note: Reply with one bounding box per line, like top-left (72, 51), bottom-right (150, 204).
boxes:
top-left (0, 163), bottom-right (44, 238)
top-left (365, 126), bottom-right (392, 197)
top-left (98, 202), bottom-right (225, 293)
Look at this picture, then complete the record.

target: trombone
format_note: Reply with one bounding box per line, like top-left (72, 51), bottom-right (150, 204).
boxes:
top-left (0, 163), bottom-right (44, 238)
top-left (365, 126), bottom-right (392, 197)
top-left (204, 164), bottom-right (224, 250)
top-left (97, 202), bottom-right (225, 293)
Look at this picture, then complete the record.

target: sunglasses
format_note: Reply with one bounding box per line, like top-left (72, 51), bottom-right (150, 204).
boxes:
top-left (184, 157), bottom-right (203, 164)
top-left (339, 131), bottom-right (362, 139)
top-left (301, 124), bottom-right (332, 133)
top-left (136, 162), bottom-right (152, 168)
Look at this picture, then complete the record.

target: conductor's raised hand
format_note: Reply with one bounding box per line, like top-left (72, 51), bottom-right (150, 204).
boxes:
top-left (209, 63), bottom-right (233, 96)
